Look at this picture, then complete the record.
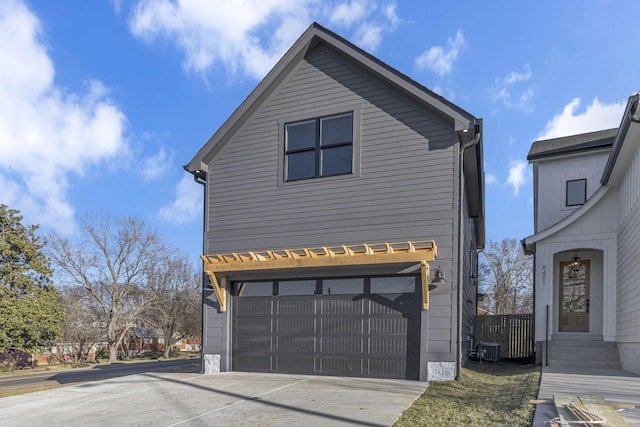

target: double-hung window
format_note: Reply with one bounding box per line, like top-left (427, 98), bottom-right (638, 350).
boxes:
top-left (285, 112), bottom-right (353, 181)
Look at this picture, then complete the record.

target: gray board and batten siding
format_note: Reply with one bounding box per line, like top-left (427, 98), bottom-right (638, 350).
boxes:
top-left (192, 24), bottom-right (484, 381)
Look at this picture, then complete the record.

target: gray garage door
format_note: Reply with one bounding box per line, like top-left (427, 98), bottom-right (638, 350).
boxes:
top-left (231, 276), bottom-right (420, 379)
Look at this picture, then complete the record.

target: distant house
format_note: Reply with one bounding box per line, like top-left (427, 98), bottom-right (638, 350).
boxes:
top-left (185, 23), bottom-right (485, 381)
top-left (122, 328), bottom-right (201, 354)
top-left (523, 93), bottom-right (640, 372)
top-left (477, 307), bottom-right (494, 316)
top-left (123, 327), bottom-right (164, 353)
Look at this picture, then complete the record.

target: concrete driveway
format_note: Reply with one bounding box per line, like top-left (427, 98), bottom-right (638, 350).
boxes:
top-left (0, 371), bottom-right (428, 426)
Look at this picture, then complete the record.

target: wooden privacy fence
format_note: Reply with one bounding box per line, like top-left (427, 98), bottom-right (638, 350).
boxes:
top-left (475, 313), bottom-right (534, 359)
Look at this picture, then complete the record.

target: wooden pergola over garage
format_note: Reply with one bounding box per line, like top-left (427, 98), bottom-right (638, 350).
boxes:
top-left (201, 240), bottom-right (438, 312)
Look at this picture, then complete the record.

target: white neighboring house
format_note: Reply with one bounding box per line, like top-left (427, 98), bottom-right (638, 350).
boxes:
top-left (523, 93), bottom-right (640, 373)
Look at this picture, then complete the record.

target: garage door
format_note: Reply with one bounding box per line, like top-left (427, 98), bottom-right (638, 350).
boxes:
top-left (231, 276), bottom-right (420, 379)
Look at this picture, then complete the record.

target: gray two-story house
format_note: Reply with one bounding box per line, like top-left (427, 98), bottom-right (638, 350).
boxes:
top-left (185, 23), bottom-right (485, 382)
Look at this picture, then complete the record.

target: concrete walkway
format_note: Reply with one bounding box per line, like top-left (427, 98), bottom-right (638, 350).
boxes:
top-left (0, 371), bottom-right (427, 426)
top-left (532, 365), bottom-right (640, 426)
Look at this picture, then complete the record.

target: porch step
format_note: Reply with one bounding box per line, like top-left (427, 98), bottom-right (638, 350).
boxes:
top-left (547, 340), bottom-right (622, 370)
top-left (549, 360), bottom-right (623, 370)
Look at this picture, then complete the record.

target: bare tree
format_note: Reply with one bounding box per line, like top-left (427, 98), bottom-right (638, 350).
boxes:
top-left (48, 213), bottom-right (165, 363)
top-left (58, 286), bottom-right (104, 366)
top-left (180, 286), bottom-right (202, 347)
top-left (479, 238), bottom-right (533, 314)
top-left (146, 251), bottom-right (201, 358)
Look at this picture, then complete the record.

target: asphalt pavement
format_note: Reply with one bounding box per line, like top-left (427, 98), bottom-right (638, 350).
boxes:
top-left (0, 358), bottom-right (200, 390)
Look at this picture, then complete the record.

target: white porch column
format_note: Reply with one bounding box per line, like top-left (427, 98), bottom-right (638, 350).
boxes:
top-left (602, 238), bottom-right (617, 341)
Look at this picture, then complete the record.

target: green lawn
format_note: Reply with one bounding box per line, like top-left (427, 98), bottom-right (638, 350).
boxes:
top-left (395, 360), bottom-right (541, 427)
top-left (0, 383), bottom-right (73, 399)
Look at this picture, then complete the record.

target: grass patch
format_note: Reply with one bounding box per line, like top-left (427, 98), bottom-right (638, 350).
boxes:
top-left (395, 360), bottom-right (540, 427)
top-left (0, 352), bottom-right (200, 376)
top-left (0, 383), bottom-right (74, 398)
top-left (0, 363), bottom-right (79, 376)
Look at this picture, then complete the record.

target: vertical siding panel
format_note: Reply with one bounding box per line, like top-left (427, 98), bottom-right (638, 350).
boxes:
top-left (617, 141), bottom-right (640, 372)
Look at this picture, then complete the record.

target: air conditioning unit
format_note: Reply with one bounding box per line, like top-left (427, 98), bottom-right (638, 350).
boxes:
top-left (478, 343), bottom-right (501, 362)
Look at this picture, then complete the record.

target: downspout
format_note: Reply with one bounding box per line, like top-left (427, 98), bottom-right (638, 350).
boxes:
top-left (185, 166), bottom-right (206, 373)
top-left (455, 127), bottom-right (480, 381)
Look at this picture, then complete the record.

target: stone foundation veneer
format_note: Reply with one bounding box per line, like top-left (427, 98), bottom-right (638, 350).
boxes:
top-left (203, 353), bottom-right (221, 374)
top-left (427, 361), bottom-right (455, 381)
top-left (619, 343), bottom-right (640, 375)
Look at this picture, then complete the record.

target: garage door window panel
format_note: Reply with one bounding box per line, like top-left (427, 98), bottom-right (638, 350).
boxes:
top-left (323, 278), bottom-right (364, 295)
top-left (370, 277), bottom-right (416, 294)
top-left (277, 280), bottom-right (319, 296)
top-left (235, 281), bottom-right (273, 297)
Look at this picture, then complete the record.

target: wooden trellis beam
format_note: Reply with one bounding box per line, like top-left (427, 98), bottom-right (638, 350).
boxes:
top-left (201, 240), bottom-right (438, 312)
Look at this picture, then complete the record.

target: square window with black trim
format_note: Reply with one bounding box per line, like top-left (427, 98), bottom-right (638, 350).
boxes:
top-left (285, 112), bottom-right (353, 181)
top-left (566, 179), bottom-right (586, 206)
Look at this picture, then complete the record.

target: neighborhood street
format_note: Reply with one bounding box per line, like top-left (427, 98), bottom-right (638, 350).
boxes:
top-left (0, 358), bottom-right (200, 390)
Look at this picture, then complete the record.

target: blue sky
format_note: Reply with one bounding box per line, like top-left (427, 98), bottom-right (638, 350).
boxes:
top-left (1, 0), bottom-right (639, 263)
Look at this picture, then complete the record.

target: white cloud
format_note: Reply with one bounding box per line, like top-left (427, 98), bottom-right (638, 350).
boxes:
top-left (111, 0), bottom-right (123, 14)
top-left (0, 0), bottom-right (129, 234)
top-left (537, 97), bottom-right (626, 140)
top-left (492, 65), bottom-right (534, 112)
top-left (129, 0), bottom-right (399, 80)
top-left (503, 66), bottom-right (532, 85)
top-left (485, 173), bottom-right (497, 185)
top-left (383, 3), bottom-right (399, 28)
top-left (415, 29), bottom-right (465, 76)
top-left (141, 147), bottom-right (173, 182)
top-left (353, 23), bottom-right (384, 52)
top-left (158, 173), bottom-right (203, 224)
top-left (330, 1), bottom-right (399, 52)
top-left (506, 159), bottom-right (529, 196)
top-left (330, 0), bottom-right (368, 27)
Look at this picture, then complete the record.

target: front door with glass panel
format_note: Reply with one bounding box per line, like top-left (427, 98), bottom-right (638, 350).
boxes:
top-left (559, 260), bottom-right (590, 332)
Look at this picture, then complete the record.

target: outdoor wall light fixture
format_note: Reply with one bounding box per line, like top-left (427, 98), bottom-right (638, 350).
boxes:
top-left (571, 251), bottom-right (582, 272)
top-left (431, 267), bottom-right (447, 286)
top-left (568, 250), bottom-right (582, 279)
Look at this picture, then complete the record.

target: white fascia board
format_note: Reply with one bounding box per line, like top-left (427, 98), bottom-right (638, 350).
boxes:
top-left (524, 185), bottom-right (610, 246)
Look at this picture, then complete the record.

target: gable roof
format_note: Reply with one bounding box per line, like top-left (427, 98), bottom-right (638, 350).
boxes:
top-left (523, 92), bottom-right (640, 253)
top-left (185, 22), bottom-right (480, 174)
top-left (602, 93), bottom-right (640, 185)
top-left (527, 128), bottom-right (616, 162)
